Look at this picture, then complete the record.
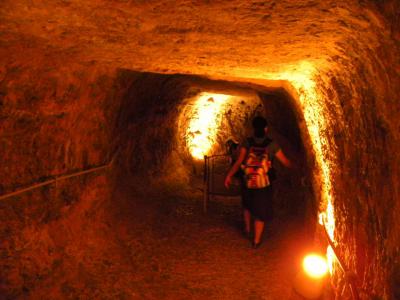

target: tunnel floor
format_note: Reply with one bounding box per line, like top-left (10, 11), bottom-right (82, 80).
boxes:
top-left (22, 180), bottom-right (309, 299)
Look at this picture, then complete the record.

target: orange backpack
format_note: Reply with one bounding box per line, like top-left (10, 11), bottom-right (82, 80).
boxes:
top-left (241, 138), bottom-right (272, 189)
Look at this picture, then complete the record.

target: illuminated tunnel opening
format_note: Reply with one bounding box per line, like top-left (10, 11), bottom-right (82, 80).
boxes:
top-left (113, 70), bottom-right (316, 231)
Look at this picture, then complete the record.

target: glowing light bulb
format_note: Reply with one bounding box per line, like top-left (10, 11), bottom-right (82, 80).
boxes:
top-left (294, 253), bottom-right (329, 299)
top-left (303, 254), bottom-right (329, 279)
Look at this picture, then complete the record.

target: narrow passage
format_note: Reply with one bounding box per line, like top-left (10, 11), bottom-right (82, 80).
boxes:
top-left (27, 180), bottom-right (308, 300)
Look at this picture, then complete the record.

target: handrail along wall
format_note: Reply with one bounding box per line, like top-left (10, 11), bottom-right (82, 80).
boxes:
top-left (320, 219), bottom-right (360, 300)
top-left (0, 160), bottom-right (113, 201)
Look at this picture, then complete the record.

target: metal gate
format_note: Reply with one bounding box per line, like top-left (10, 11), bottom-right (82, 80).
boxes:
top-left (203, 154), bottom-right (241, 212)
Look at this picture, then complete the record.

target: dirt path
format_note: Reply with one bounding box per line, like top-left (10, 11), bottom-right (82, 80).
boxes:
top-left (107, 180), bottom-right (309, 300)
top-left (27, 181), bottom-right (308, 299)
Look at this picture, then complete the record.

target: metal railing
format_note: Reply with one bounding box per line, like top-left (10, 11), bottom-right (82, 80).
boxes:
top-left (0, 157), bottom-right (115, 201)
top-left (203, 154), bottom-right (241, 213)
top-left (320, 219), bottom-right (360, 300)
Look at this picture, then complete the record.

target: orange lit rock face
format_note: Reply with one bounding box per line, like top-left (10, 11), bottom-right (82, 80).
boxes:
top-left (0, 0), bottom-right (399, 299)
top-left (0, 0), bottom-right (397, 78)
top-left (0, 64), bottom-right (117, 192)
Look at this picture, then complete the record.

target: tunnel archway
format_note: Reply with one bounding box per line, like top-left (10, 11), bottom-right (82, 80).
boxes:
top-left (112, 70), bottom-right (316, 233)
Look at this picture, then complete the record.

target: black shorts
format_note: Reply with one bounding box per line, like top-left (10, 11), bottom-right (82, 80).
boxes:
top-left (242, 186), bottom-right (273, 221)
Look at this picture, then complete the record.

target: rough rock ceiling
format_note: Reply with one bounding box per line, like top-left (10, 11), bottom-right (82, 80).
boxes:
top-left (0, 0), bottom-right (390, 79)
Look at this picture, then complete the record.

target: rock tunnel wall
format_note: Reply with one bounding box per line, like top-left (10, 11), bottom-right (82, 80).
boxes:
top-left (0, 0), bottom-right (399, 298)
top-left (113, 71), bottom-right (193, 190)
top-left (306, 38), bottom-right (400, 298)
top-left (0, 62), bottom-right (118, 192)
top-left (0, 62), bottom-right (122, 297)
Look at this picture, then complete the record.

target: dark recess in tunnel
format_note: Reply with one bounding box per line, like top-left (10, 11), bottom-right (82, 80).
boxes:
top-left (112, 70), bottom-right (317, 231)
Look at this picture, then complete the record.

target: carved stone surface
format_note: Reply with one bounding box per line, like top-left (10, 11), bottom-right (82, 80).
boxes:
top-left (0, 0), bottom-right (399, 299)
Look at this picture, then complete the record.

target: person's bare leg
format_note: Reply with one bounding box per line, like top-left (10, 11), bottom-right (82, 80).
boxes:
top-left (254, 219), bottom-right (265, 245)
top-left (243, 209), bottom-right (251, 234)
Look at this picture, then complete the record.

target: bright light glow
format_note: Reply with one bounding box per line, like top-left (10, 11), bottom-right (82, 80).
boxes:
top-left (318, 199), bottom-right (336, 274)
top-left (303, 254), bottom-right (329, 279)
top-left (186, 93), bottom-right (230, 159)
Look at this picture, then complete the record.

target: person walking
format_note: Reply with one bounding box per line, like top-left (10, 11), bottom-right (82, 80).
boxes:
top-left (224, 116), bottom-right (291, 249)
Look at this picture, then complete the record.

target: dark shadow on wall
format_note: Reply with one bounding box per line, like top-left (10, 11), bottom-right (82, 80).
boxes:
top-left (260, 91), bottom-right (316, 227)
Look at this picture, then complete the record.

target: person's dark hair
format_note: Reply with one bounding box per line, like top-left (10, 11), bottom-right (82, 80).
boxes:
top-left (252, 116), bottom-right (268, 138)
